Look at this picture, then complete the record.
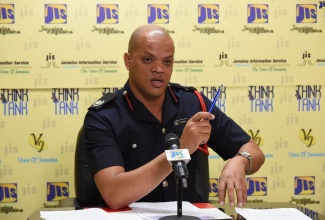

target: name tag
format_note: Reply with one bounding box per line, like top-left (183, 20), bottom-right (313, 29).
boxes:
top-left (174, 118), bottom-right (188, 127)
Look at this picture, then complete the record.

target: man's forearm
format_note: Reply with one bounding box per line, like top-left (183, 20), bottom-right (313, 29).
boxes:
top-left (94, 152), bottom-right (173, 209)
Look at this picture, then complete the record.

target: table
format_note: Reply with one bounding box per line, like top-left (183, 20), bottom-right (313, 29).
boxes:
top-left (27, 202), bottom-right (325, 220)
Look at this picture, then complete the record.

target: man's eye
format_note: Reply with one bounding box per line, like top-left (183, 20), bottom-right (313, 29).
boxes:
top-left (144, 58), bottom-right (152, 63)
top-left (165, 60), bottom-right (173, 65)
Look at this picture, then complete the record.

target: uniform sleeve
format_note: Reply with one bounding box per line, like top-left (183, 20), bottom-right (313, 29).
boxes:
top-left (83, 108), bottom-right (124, 177)
top-left (202, 95), bottom-right (251, 160)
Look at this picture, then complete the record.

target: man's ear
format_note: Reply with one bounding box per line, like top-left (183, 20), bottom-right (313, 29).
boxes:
top-left (124, 52), bottom-right (131, 70)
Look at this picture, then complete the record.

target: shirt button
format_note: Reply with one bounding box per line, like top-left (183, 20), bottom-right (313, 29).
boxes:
top-left (162, 128), bottom-right (166, 134)
top-left (132, 143), bottom-right (137, 149)
top-left (162, 180), bottom-right (168, 188)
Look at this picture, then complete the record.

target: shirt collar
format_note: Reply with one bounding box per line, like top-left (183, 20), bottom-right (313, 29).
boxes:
top-left (120, 81), bottom-right (179, 124)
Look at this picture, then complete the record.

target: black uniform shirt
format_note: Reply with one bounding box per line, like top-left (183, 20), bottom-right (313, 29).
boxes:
top-left (83, 81), bottom-right (250, 204)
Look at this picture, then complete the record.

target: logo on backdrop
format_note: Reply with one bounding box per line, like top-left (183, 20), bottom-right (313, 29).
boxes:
top-left (0, 89), bottom-right (28, 116)
top-left (40, 5), bottom-right (72, 35)
top-left (298, 129), bottom-right (316, 148)
top-left (97, 4), bottom-right (118, 24)
top-left (248, 86), bottom-right (274, 112)
top-left (247, 177), bottom-right (267, 196)
top-left (213, 52), bottom-right (288, 72)
top-left (0, 4), bottom-right (20, 35)
top-left (47, 182), bottom-right (69, 201)
top-left (51, 88), bottom-right (79, 115)
top-left (209, 178), bottom-right (218, 197)
top-left (200, 85), bottom-right (226, 112)
top-left (247, 4), bottom-right (268, 23)
top-left (193, 4), bottom-right (224, 34)
top-left (41, 53), bottom-right (60, 68)
top-left (28, 133), bottom-right (48, 152)
top-left (294, 176), bottom-right (315, 195)
top-left (243, 4), bottom-right (274, 34)
top-left (298, 51), bottom-right (316, 66)
top-left (248, 130), bottom-right (264, 147)
top-left (0, 183), bottom-right (17, 203)
top-left (214, 52), bottom-right (232, 67)
top-left (297, 51), bottom-right (325, 67)
top-left (296, 4), bottom-right (317, 23)
top-left (92, 4), bottom-right (124, 35)
top-left (148, 4), bottom-right (169, 24)
top-left (320, 1), bottom-right (325, 8)
top-left (295, 85), bottom-right (321, 112)
top-left (44, 4), bottom-right (67, 24)
top-left (291, 5), bottom-right (321, 33)
top-left (0, 4), bottom-right (14, 24)
top-left (198, 4), bottom-right (219, 24)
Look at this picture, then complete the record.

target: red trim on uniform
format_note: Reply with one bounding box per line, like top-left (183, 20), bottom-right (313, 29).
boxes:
top-left (193, 90), bottom-right (207, 112)
top-left (198, 144), bottom-right (209, 155)
top-left (168, 86), bottom-right (179, 103)
top-left (124, 94), bottom-right (134, 111)
top-left (194, 90), bottom-right (209, 156)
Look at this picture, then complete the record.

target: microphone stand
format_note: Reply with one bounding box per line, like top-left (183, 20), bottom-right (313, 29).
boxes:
top-left (160, 163), bottom-right (199, 220)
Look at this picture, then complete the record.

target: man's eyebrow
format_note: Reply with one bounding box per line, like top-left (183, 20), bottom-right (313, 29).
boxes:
top-left (143, 52), bottom-right (174, 60)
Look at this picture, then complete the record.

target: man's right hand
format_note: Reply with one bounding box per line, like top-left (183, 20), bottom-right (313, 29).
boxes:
top-left (179, 112), bottom-right (215, 154)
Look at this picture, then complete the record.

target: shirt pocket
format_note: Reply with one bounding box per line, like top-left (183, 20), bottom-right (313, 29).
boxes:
top-left (128, 133), bottom-right (158, 170)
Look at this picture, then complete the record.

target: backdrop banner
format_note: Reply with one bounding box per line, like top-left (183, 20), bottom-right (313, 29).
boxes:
top-left (0, 1), bottom-right (324, 219)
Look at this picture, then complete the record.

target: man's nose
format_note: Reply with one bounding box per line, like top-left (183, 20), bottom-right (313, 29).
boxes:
top-left (151, 62), bottom-right (164, 73)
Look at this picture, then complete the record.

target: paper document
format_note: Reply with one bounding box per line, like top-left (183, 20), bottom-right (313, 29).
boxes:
top-left (235, 207), bottom-right (312, 220)
top-left (40, 208), bottom-right (143, 220)
top-left (130, 201), bottom-right (232, 220)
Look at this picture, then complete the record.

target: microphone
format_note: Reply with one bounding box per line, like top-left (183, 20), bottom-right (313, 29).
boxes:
top-left (165, 133), bottom-right (191, 189)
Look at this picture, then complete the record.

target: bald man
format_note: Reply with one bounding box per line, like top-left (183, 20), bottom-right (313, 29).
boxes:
top-left (83, 24), bottom-right (265, 210)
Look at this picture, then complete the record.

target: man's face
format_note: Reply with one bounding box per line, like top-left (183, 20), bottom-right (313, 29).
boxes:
top-left (124, 32), bottom-right (175, 102)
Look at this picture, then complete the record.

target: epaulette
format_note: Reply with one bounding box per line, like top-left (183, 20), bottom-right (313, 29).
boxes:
top-left (168, 82), bottom-right (197, 91)
top-left (88, 93), bottom-right (116, 110)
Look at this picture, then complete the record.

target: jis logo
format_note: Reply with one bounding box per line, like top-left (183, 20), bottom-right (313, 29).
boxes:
top-left (248, 86), bottom-right (274, 112)
top-left (148, 4), bottom-right (169, 24)
top-left (247, 4), bottom-right (268, 23)
top-left (294, 176), bottom-right (315, 195)
top-left (0, 4), bottom-right (14, 24)
top-left (0, 89), bottom-right (28, 116)
top-left (51, 88), bottom-right (79, 115)
top-left (45, 4), bottom-right (67, 24)
top-left (295, 85), bottom-right (321, 112)
top-left (320, 1), bottom-right (325, 9)
top-left (47, 182), bottom-right (69, 201)
top-left (209, 178), bottom-right (218, 197)
top-left (198, 4), bottom-right (219, 24)
top-left (170, 150), bottom-right (185, 159)
top-left (97, 4), bottom-right (118, 24)
top-left (247, 177), bottom-right (267, 196)
top-left (296, 4), bottom-right (317, 23)
top-left (0, 183), bottom-right (17, 203)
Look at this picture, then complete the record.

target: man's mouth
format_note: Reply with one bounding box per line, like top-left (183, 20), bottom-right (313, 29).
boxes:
top-left (151, 79), bottom-right (164, 88)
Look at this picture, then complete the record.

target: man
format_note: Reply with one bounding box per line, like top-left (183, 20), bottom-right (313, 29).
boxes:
top-left (83, 24), bottom-right (265, 210)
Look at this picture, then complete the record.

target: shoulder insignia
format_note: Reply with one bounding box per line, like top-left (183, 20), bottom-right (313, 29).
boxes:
top-left (168, 82), bottom-right (197, 91)
top-left (88, 93), bottom-right (116, 110)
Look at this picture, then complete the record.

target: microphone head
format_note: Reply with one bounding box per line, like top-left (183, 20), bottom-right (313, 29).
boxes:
top-left (165, 133), bottom-right (180, 150)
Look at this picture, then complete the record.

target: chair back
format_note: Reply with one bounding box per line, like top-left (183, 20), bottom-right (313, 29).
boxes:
top-left (74, 126), bottom-right (102, 207)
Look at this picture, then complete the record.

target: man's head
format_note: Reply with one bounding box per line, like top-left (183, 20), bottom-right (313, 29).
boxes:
top-left (124, 24), bottom-right (175, 103)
